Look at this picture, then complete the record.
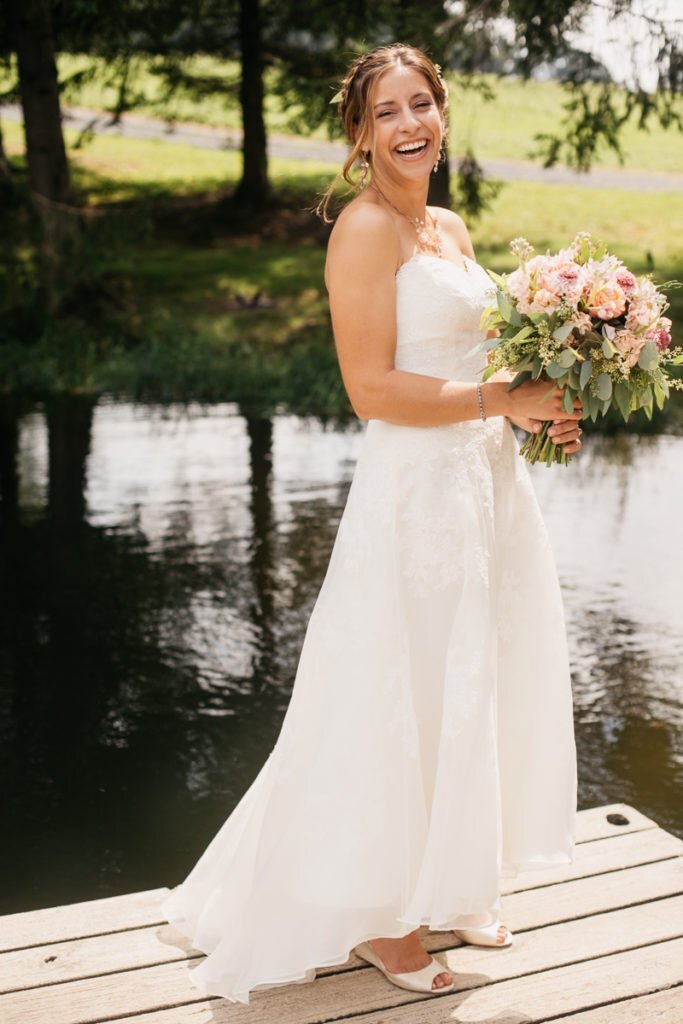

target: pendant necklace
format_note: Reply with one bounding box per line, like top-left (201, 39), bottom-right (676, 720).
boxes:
top-left (370, 181), bottom-right (462, 267)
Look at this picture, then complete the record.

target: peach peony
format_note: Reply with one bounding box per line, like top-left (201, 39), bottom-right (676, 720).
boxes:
top-left (587, 285), bottom-right (627, 320)
top-left (530, 288), bottom-right (562, 313)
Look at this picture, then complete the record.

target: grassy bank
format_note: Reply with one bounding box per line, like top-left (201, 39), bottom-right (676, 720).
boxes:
top-left (3, 54), bottom-right (680, 174)
top-left (1, 119), bottom-right (681, 428)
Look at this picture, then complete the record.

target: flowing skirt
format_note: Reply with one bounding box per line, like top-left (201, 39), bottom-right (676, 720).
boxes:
top-left (161, 415), bottom-right (577, 1003)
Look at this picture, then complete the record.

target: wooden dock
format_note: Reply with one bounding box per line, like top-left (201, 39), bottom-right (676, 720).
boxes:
top-left (1, 803), bottom-right (682, 1023)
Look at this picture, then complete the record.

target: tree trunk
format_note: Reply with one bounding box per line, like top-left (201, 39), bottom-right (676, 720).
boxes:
top-left (13, 0), bottom-right (69, 202)
top-left (46, 396), bottom-right (95, 528)
top-left (234, 0), bottom-right (269, 208)
top-left (12, 0), bottom-right (73, 307)
top-left (0, 401), bottom-right (20, 528)
top-left (0, 119), bottom-right (11, 179)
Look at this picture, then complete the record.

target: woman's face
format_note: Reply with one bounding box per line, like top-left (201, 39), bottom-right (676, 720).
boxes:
top-left (363, 64), bottom-right (444, 186)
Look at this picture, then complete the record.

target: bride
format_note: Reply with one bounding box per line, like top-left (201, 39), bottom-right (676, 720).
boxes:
top-left (161, 42), bottom-right (582, 1003)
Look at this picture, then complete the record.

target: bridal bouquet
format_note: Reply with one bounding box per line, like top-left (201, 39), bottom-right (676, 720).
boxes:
top-left (477, 233), bottom-right (683, 466)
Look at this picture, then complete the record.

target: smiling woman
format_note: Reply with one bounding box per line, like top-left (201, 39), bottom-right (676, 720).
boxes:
top-left (316, 46), bottom-right (449, 223)
top-left (160, 42), bottom-right (582, 1007)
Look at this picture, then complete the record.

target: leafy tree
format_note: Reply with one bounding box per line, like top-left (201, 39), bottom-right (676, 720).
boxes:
top-left (266, 0), bottom-right (682, 215)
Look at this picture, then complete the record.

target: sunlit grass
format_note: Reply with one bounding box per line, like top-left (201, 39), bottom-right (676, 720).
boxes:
top-left (2, 55), bottom-right (682, 173)
top-left (2, 115), bottom-right (680, 410)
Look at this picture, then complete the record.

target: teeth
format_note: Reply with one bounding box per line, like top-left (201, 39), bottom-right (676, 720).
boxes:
top-left (396, 141), bottom-right (428, 153)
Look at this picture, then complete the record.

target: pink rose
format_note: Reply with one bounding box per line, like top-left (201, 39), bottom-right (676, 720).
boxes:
top-left (571, 311), bottom-right (593, 333)
top-left (613, 329), bottom-right (645, 368)
top-left (615, 269), bottom-right (638, 296)
top-left (626, 302), bottom-right (659, 332)
top-left (645, 320), bottom-right (672, 352)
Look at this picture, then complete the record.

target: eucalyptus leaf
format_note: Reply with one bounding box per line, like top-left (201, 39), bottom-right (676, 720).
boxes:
top-left (532, 353), bottom-right (542, 379)
top-left (545, 362), bottom-right (567, 379)
top-left (479, 305), bottom-right (497, 329)
top-left (595, 373), bottom-right (612, 401)
top-left (510, 325), bottom-right (534, 343)
top-left (643, 393), bottom-right (654, 421)
top-left (497, 288), bottom-right (514, 323)
top-left (486, 269), bottom-right (506, 288)
top-left (557, 348), bottom-right (576, 367)
top-left (638, 342), bottom-right (658, 371)
top-left (562, 387), bottom-right (575, 414)
top-left (580, 359), bottom-right (593, 390)
top-left (553, 321), bottom-right (575, 343)
top-left (507, 369), bottom-right (533, 391)
top-left (614, 382), bottom-right (630, 421)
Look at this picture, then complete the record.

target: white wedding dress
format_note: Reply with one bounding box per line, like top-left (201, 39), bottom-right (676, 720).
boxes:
top-left (161, 253), bottom-right (578, 1004)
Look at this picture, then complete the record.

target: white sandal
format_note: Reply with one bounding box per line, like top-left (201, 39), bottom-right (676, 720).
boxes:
top-left (354, 941), bottom-right (455, 994)
top-left (453, 920), bottom-right (514, 947)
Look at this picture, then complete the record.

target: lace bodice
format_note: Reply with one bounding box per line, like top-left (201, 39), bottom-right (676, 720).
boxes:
top-left (394, 254), bottom-right (497, 381)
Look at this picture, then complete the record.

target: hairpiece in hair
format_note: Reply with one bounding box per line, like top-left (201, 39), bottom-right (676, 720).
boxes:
top-left (329, 52), bottom-right (370, 105)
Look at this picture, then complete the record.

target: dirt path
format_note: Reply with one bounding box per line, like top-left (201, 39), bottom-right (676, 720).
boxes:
top-left (4, 103), bottom-right (683, 194)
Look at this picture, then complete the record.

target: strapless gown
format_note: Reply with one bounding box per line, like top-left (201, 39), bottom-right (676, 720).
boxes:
top-left (161, 253), bottom-right (578, 1004)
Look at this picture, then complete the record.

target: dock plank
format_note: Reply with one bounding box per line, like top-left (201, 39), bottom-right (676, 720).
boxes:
top-left (26, 937), bottom-right (682, 1024)
top-left (573, 803), bottom-right (658, 843)
top-left (2, 888), bottom-right (682, 1023)
top-left (542, 987), bottom-right (683, 1023)
top-left (0, 804), bottom-right (671, 955)
top-left (344, 938), bottom-right (683, 1024)
top-left (4, 875), bottom-right (683, 995)
top-left (499, 825), bottom-right (682, 894)
top-left (0, 889), bottom-right (169, 954)
top-left (0, 803), bottom-right (680, 1024)
top-left (501, 855), bottom-right (683, 932)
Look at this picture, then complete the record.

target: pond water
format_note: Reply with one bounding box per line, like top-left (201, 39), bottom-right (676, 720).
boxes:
top-left (1, 399), bottom-right (681, 915)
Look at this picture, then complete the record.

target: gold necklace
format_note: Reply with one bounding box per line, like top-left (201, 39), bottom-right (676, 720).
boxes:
top-left (370, 182), bottom-right (446, 261)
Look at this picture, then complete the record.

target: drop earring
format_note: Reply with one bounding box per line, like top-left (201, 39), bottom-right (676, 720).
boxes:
top-left (433, 140), bottom-right (447, 173)
top-left (359, 150), bottom-right (370, 187)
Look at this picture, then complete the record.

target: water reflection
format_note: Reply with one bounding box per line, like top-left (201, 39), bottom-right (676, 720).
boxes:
top-left (0, 400), bottom-right (680, 915)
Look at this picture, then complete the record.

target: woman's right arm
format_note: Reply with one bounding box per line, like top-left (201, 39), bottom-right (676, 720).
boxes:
top-left (325, 205), bottom-right (582, 427)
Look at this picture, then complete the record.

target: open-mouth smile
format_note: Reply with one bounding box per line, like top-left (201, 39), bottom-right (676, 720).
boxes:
top-left (394, 139), bottom-right (431, 160)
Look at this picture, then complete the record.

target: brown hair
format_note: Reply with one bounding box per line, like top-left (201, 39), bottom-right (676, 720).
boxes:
top-left (314, 43), bottom-right (449, 223)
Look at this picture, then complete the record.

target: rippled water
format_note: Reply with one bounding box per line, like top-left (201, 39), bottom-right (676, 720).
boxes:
top-left (1, 400), bottom-right (681, 915)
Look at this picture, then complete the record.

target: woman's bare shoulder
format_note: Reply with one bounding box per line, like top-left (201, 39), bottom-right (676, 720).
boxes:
top-left (429, 205), bottom-right (475, 258)
top-left (325, 197), bottom-right (399, 291)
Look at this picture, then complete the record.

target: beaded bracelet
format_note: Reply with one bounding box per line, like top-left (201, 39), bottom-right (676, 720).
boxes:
top-left (476, 382), bottom-right (487, 421)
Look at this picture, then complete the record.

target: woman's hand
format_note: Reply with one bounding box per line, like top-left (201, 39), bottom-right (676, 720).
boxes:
top-left (507, 413), bottom-right (584, 455)
top-left (488, 375), bottom-right (583, 424)
top-left (487, 368), bottom-right (583, 454)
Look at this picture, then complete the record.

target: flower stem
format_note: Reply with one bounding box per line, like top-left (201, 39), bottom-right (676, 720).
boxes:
top-left (519, 420), bottom-right (571, 467)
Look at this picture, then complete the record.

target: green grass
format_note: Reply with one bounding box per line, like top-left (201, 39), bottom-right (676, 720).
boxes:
top-left (1, 117), bottom-right (336, 203)
top-left (447, 76), bottom-right (683, 175)
top-left (4, 115), bottom-right (680, 270)
top-left (1, 117), bottom-right (681, 421)
top-left (3, 54), bottom-right (683, 173)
